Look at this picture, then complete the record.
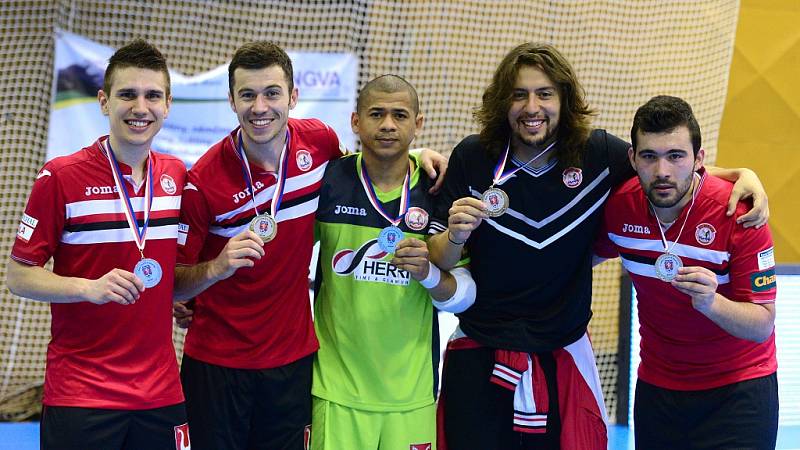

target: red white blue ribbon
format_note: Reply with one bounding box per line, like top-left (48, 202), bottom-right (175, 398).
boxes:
top-left (358, 156), bottom-right (411, 227)
top-left (491, 140), bottom-right (557, 187)
top-left (103, 138), bottom-right (153, 257)
top-left (234, 129), bottom-right (291, 218)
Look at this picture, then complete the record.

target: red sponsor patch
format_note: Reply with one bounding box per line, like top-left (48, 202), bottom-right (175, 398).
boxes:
top-left (174, 423), bottom-right (191, 450)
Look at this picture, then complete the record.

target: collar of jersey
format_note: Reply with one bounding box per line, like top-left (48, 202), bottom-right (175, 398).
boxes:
top-left (510, 153), bottom-right (557, 177)
top-left (355, 152), bottom-right (420, 203)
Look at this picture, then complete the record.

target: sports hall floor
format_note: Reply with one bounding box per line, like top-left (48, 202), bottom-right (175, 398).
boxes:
top-left (1, 422), bottom-right (798, 449)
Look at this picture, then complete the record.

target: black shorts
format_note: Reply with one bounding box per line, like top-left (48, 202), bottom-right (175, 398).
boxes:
top-left (634, 373), bottom-right (778, 450)
top-left (40, 402), bottom-right (188, 450)
top-left (439, 346), bottom-right (562, 450)
top-left (181, 353), bottom-right (313, 450)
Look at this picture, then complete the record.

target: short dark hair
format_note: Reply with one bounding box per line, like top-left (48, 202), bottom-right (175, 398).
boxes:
top-left (104, 39), bottom-right (170, 97)
top-left (631, 95), bottom-right (702, 156)
top-left (475, 42), bottom-right (594, 167)
top-left (356, 74), bottom-right (419, 115)
top-left (228, 41), bottom-right (294, 97)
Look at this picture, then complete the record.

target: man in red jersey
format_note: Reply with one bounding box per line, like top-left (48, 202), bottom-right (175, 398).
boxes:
top-left (595, 95), bottom-right (777, 450)
top-left (173, 42), bottom-right (446, 450)
top-left (7, 40), bottom-right (189, 450)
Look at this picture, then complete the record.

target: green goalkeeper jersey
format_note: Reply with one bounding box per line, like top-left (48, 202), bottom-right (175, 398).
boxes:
top-left (312, 153), bottom-right (440, 412)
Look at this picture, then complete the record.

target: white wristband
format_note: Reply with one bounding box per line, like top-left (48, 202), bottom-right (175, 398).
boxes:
top-left (419, 262), bottom-right (441, 289)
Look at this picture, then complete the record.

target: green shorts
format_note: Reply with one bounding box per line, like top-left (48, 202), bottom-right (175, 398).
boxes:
top-left (311, 396), bottom-right (436, 450)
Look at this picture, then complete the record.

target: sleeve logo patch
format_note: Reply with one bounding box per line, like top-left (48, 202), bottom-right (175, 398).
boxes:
top-left (21, 213), bottom-right (38, 228)
top-left (757, 247), bottom-right (775, 271)
top-left (751, 269), bottom-right (776, 292)
top-left (17, 213), bottom-right (38, 242)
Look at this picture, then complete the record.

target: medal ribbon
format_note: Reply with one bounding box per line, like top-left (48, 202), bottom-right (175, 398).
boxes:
top-left (359, 156), bottom-right (411, 227)
top-left (103, 139), bottom-right (153, 258)
top-left (650, 172), bottom-right (705, 254)
top-left (235, 129), bottom-right (291, 218)
top-left (491, 139), bottom-right (557, 187)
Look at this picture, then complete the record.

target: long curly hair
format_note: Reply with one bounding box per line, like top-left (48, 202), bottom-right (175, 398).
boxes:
top-left (474, 43), bottom-right (594, 168)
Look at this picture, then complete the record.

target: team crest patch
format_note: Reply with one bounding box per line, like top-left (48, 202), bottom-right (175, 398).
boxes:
top-left (173, 423), bottom-right (191, 450)
top-left (405, 207), bottom-right (429, 231)
top-left (160, 174), bottom-right (177, 195)
top-left (562, 167), bottom-right (582, 188)
top-left (695, 223), bottom-right (716, 245)
top-left (296, 149), bottom-right (313, 171)
top-left (751, 269), bottom-right (776, 292)
top-left (410, 444), bottom-right (432, 450)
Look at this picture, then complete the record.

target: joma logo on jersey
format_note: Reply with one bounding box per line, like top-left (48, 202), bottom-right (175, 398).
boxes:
top-left (232, 181), bottom-right (265, 204)
top-left (84, 185), bottom-right (119, 196)
top-left (622, 223), bottom-right (651, 235)
top-left (751, 269), bottom-right (776, 292)
top-left (334, 205), bottom-right (367, 216)
top-left (332, 239), bottom-right (410, 285)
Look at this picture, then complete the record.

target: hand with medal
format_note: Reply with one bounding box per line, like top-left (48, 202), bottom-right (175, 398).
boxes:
top-left (208, 229), bottom-right (266, 281)
top-left (447, 197), bottom-right (489, 244)
top-left (390, 238), bottom-right (431, 281)
top-left (670, 265), bottom-right (719, 312)
top-left (82, 268), bottom-right (145, 305)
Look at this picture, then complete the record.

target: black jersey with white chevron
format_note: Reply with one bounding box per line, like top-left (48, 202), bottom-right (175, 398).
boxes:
top-left (435, 130), bottom-right (632, 352)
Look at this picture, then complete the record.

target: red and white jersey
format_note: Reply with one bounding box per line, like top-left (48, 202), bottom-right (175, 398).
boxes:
top-left (11, 137), bottom-right (186, 409)
top-left (178, 118), bottom-right (342, 369)
top-left (596, 171), bottom-right (777, 391)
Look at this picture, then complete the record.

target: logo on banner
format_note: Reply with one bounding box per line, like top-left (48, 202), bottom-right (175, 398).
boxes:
top-left (160, 174), bottom-right (177, 194)
top-left (332, 239), bottom-right (410, 285)
top-left (405, 207), bottom-right (429, 231)
top-left (296, 149), bottom-right (313, 171)
top-left (562, 167), bottom-right (582, 188)
top-left (695, 223), bottom-right (716, 245)
top-left (174, 423), bottom-right (191, 450)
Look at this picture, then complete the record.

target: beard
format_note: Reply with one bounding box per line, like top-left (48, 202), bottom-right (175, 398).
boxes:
top-left (645, 175), bottom-right (694, 209)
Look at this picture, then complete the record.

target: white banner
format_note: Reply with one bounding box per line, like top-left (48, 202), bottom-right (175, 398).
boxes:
top-left (47, 29), bottom-right (358, 166)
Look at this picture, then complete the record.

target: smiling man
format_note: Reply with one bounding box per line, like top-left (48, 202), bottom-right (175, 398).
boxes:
top-left (6, 40), bottom-right (189, 450)
top-left (595, 96), bottom-right (778, 450)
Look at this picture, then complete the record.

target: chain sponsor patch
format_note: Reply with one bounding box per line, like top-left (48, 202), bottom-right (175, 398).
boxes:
top-left (757, 247), bottom-right (775, 271)
top-left (751, 269), bottom-right (776, 292)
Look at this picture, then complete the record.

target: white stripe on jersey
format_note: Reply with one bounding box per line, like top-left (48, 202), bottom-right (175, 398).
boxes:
top-left (214, 162), bottom-right (327, 223)
top-left (209, 195), bottom-right (319, 238)
top-left (65, 196), bottom-right (182, 218)
top-left (482, 191), bottom-right (608, 250)
top-left (470, 168), bottom-right (610, 229)
top-left (607, 233), bottom-right (730, 264)
top-left (620, 255), bottom-right (730, 285)
top-left (62, 224), bottom-right (179, 245)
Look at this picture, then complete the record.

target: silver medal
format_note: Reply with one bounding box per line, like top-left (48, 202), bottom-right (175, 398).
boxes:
top-left (654, 253), bottom-right (683, 282)
top-left (134, 258), bottom-right (162, 288)
top-left (377, 226), bottom-right (404, 254)
top-left (249, 213), bottom-right (277, 243)
top-left (482, 187), bottom-right (509, 217)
